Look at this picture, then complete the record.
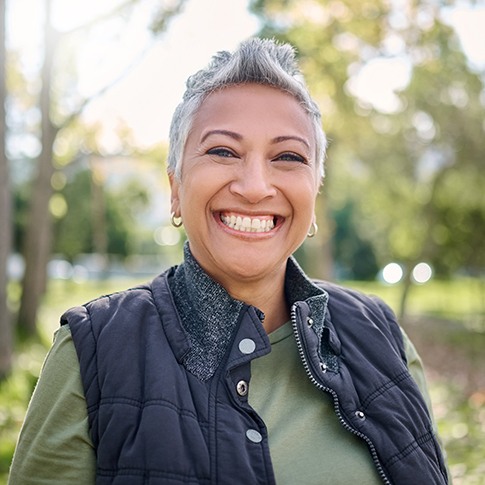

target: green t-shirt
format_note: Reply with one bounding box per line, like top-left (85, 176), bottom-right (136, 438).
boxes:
top-left (8, 325), bottom-right (96, 485)
top-left (8, 323), bottom-right (437, 484)
top-left (249, 322), bottom-right (382, 484)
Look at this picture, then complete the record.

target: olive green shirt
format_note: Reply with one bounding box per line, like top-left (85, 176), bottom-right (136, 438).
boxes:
top-left (250, 322), bottom-right (382, 484)
top-left (8, 323), bottom-right (436, 484)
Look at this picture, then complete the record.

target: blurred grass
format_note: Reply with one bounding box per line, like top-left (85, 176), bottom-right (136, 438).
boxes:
top-left (1, 276), bottom-right (484, 484)
top-left (347, 277), bottom-right (484, 330)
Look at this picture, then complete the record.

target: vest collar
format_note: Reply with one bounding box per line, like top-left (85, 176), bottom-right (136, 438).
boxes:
top-left (165, 242), bottom-right (330, 381)
top-left (284, 255), bottom-right (329, 338)
top-left (168, 243), bottom-right (246, 380)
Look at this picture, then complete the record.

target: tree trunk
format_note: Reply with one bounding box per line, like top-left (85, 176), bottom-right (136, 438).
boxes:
top-left (398, 270), bottom-right (413, 321)
top-left (0, 0), bottom-right (13, 378)
top-left (17, 0), bottom-right (58, 337)
top-left (312, 192), bottom-right (334, 280)
top-left (300, 192), bottom-right (334, 281)
top-left (90, 158), bottom-right (109, 275)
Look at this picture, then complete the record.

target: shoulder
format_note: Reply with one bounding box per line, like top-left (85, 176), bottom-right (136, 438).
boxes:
top-left (62, 282), bottom-right (151, 319)
top-left (314, 279), bottom-right (395, 315)
top-left (60, 271), bottom-right (173, 334)
top-left (314, 279), bottom-right (405, 356)
top-left (58, 281), bottom-right (167, 360)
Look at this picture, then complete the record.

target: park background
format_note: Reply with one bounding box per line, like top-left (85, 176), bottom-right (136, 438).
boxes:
top-left (0, 0), bottom-right (484, 483)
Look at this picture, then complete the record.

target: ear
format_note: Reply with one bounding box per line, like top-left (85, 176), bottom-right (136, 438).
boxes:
top-left (168, 172), bottom-right (181, 217)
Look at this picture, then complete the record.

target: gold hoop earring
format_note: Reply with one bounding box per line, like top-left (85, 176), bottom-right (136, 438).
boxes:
top-left (307, 221), bottom-right (318, 238)
top-left (171, 212), bottom-right (183, 228)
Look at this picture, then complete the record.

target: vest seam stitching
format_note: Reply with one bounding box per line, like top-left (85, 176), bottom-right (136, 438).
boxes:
top-left (96, 397), bottom-right (203, 422)
top-left (361, 370), bottom-right (411, 408)
top-left (384, 429), bottom-right (436, 467)
top-left (84, 303), bottom-right (101, 442)
top-left (97, 466), bottom-right (210, 480)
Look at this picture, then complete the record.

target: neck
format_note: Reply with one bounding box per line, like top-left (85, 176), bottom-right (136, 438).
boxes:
top-left (181, 242), bottom-right (291, 334)
top-left (220, 270), bottom-right (290, 334)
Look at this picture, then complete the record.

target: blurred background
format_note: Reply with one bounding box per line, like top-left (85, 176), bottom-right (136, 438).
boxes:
top-left (0, 0), bottom-right (484, 483)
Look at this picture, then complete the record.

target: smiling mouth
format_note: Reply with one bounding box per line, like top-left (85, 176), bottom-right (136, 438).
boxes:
top-left (219, 212), bottom-right (277, 233)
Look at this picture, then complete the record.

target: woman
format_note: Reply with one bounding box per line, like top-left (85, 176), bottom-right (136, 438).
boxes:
top-left (9, 38), bottom-right (449, 484)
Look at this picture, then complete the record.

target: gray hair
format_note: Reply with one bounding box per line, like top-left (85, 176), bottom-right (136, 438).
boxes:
top-left (167, 37), bottom-right (326, 182)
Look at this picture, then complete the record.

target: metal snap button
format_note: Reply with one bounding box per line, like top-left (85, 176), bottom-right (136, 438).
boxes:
top-left (239, 338), bottom-right (256, 354)
top-left (246, 429), bottom-right (263, 443)
top-left (236, 380), bottom-right (249, 397)
top-left (307, 317), bottom-right (314, 327)
top-left (320, 362), bottom-right (327, 373)
top-left (355, 410), bottom-right (366, 420)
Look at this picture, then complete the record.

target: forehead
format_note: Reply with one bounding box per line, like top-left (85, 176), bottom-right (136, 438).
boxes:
top-left (191, 83), bottom-right (315, 143)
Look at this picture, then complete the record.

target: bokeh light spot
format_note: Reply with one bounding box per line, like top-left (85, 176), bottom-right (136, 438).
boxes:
top-left (154, 226), bottom-right (181, 246)
top-left (382, 262), bottom-right (404, 284)
top-left (412, 262), bottom-right (433, 284)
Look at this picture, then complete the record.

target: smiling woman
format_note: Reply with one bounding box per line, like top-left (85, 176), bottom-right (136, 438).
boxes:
top-left (169, 84), bottom-right (319, 325)
top-left (8, 38), bottom-right (450, 485)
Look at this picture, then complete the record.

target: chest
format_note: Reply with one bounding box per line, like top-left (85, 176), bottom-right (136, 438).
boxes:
top-left (249, 323), bottom-right (382, 485)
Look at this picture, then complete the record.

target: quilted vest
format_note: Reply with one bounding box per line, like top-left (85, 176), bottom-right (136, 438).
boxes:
top-left (62, 259), bottom-right (448, 485)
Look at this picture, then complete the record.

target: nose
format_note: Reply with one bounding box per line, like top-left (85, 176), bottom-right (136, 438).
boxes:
top-left (229, 157), bottom-right (277, 203)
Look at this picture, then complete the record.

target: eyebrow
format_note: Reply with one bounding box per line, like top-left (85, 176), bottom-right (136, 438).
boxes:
top-left (272, 135), bottom-right (310, 150)
top-left (201, 130), bottom-right (310, 150)
top-left (201, 130), bottom-right (242, 143)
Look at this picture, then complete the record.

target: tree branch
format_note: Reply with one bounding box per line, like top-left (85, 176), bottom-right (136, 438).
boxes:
top-left (58, 0), bottom-right (188, 130)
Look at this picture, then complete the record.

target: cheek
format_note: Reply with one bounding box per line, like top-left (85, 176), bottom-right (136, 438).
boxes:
top-left (288, 175), bottom-right (318, 212)
top-left (178, 169), bottom-right (221, 216)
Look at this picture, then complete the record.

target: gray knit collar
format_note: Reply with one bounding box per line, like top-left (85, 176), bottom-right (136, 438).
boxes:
top-left (169, 242), bottom-right (328, 381)
top-left (169, 243), bottom-right (245, 380)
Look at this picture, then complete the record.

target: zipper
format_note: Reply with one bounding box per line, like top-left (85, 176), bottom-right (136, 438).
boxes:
top-left (290, 302), bottom-right (391, 485)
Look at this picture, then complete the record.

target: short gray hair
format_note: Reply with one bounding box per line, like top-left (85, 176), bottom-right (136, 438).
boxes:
top-left (167, 37), bottom-right (326, 182)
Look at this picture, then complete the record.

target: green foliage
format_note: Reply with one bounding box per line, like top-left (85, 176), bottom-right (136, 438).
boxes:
top-left (251, 0), bottom-right (485, 278)
top-left (332, 201), bottom-right (379, 280)
top-left (52, 169), bottom-right (151, 260)
top-left (53, 170), bottom-right (93, 259)
top-left (435, 382), bottom-right (485, 483)
top-left (348, 277), bottom-right (485, 326)
top-left (149, 0), bottom-right (189, 33)
top-left (404, 315), bottom-right (485, 484)
top-left (12, 183), bottom-right (30, 252)
top-left (0, 342), bottom-right (47, 484)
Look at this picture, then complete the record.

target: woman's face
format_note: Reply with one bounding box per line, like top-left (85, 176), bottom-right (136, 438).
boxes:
top-left (170, 83), bottom-right (319, 288)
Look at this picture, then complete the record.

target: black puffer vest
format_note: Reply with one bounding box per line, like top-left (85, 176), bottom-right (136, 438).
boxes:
top-left (62, 255), bottom-right (448, 484)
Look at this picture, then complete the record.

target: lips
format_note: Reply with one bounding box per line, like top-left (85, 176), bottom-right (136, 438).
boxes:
top-left (219, 212), bottom-right (277, 233)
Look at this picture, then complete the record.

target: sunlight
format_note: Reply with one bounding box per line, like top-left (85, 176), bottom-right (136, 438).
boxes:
top-left (6, 0), bottom-right (484, 148)
top-left (442, 5), bottom-right (485, 70)
top-left (346, 56), bottom-right (412, 113)
top-left (7, 0), bottom-right (260, 148)
top-left (79, 0), bottom-right (261, 147)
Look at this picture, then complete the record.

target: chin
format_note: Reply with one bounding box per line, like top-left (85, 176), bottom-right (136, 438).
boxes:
top-left (221, 252), bottom-right (284, 283)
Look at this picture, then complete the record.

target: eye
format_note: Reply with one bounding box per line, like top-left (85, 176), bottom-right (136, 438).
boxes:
top-left (273, 152), bottom-right (307, 164)
top-left (206, 147), bottom-right (237, 158)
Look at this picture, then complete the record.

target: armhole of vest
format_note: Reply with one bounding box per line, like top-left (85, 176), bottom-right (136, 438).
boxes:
top-left (64, 303), bottom-right (101, 439)
top-left (372, 296), bottom-right (407, 363)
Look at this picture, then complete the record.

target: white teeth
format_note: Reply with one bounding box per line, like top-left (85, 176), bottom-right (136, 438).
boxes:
top-left (220, 214), bottom-right (275, 233)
